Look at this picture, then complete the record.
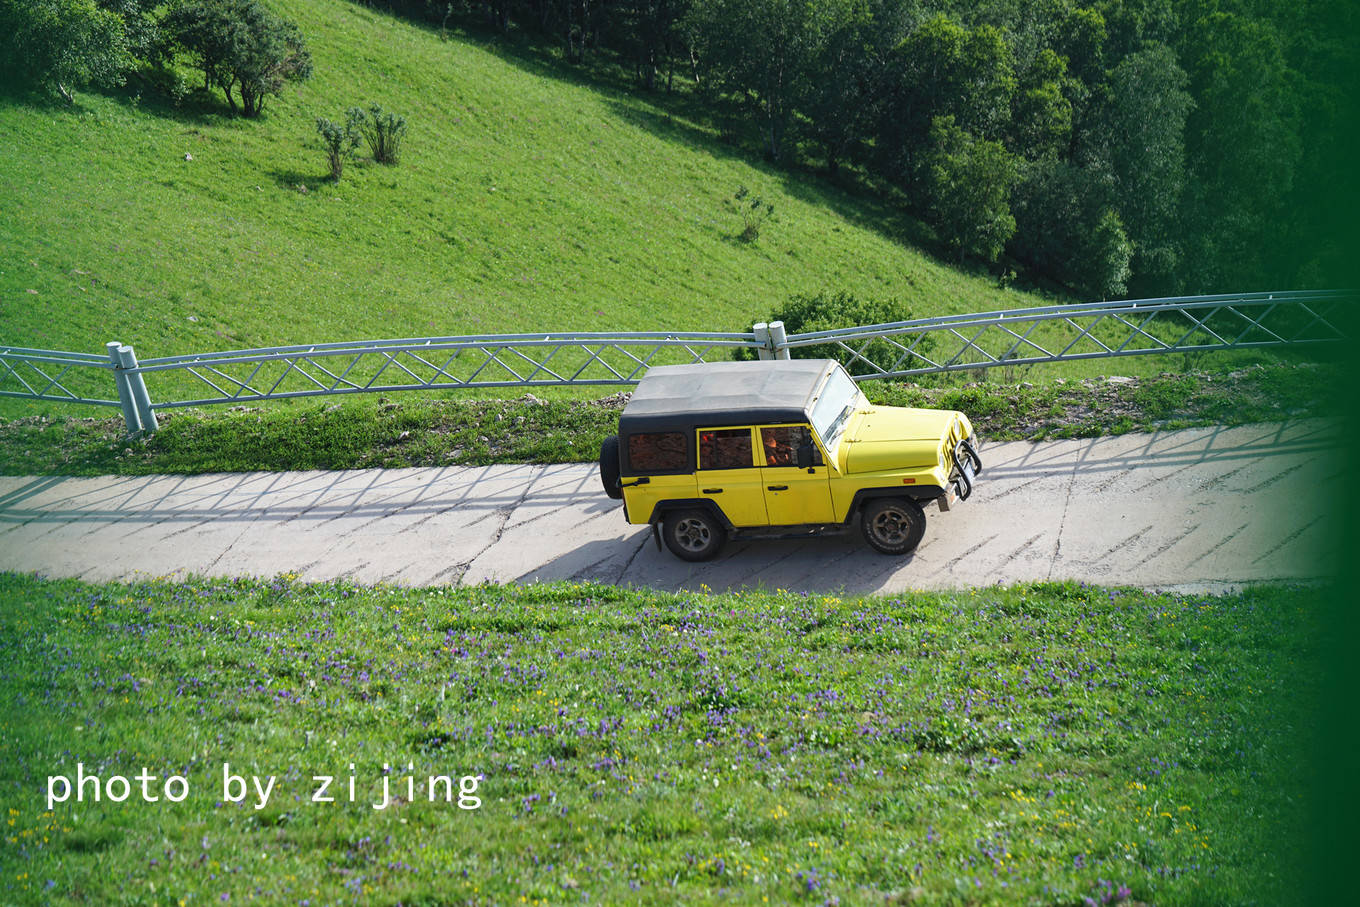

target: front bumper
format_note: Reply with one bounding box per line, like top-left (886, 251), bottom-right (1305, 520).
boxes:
top-left (939, 437), bottom-right (982, 511)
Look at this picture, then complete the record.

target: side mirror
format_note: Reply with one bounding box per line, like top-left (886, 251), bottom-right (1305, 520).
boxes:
top-left (796, 441), bottom-right (813, 470)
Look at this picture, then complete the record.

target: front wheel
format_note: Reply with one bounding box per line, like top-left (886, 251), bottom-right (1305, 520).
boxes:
top-left (860, 497), bottom-right (926, 555)
top-left (662, 509), bottom-right (727, 562)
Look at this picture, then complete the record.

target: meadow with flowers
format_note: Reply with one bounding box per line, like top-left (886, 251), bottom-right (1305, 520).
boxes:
top-left (0, 573), bottom-right (1318, 904)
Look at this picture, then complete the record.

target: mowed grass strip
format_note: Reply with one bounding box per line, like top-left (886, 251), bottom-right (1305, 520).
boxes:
top-left (0, 362), bottom-right (1335, 476)
top-left (0, 574), bottom-right (1317, 904)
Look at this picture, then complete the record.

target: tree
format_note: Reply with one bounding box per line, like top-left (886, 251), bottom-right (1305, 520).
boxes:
top-left (685, 0), bottom-right (842, 161)
top-left (1009, 156), bottom-right (1130, 298)
top-left (1008, 47), bottom-right (1072, 160)
top-left (1085, 208), bottom-right (1132, 299)
top-left (1085, 42), bottom-right (1191, 294)
top-left (1177, 8), bottom-right (1300, 291)
top-left (615, 0), bottom-right (690, 90)
top-left (0, 0), bottom-right (130, 102)
top-left (876, 14), bottom-right (1015, 186)
top-left (799, 0), bottom-right (913, 175)
top-left (166, 0), bottom-right (311, 117)
top-left (924, 115), bottom-right (1018, 263)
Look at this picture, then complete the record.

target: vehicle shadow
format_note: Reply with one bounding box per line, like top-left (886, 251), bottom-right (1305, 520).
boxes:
top-left (521, 529), bottom-right (925, 596)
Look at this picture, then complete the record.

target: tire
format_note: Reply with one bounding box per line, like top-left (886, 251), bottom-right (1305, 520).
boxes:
top-left (599, 435), bottom-right (622, 499)
top-left (860, 497), bottom-right (926, 555)
top-left (662, 508), bottom-right (727, 562)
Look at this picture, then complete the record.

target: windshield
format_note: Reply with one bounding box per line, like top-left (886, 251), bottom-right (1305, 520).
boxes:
top-left (808, 366), bottom-right (863, 454)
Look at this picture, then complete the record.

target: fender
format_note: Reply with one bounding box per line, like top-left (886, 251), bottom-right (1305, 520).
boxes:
top-left (842, 486), bottom-right (945, 525)
top-left (645, 498), bottom-right (735, 531)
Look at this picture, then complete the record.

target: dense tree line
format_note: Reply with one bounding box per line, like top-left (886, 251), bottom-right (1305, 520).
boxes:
top-left (380, 0), bottom-right (1356, 297)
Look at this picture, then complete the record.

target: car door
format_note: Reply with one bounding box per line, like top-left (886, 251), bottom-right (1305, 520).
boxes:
top-left (758, 424), bottom-right (834, 525)
top-left (621, 430), bottom-right (697, 521)
top-left (695, 426), bottom-right (768, 527)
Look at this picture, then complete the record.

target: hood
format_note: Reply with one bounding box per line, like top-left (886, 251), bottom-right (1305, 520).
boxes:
top-left (842, 407), bottom-right (962, 474)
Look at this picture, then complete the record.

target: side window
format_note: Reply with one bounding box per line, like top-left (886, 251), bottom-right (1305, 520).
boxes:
top-left (627, 432), bottom-right (688, 472)
top-left (760, 425), bottom-right (823, 467)
top-left (698, 428), bottom-right (755, 470)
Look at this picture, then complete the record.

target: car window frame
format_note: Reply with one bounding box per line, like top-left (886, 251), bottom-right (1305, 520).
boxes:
top-left (695, 425), bottom-right (759, 471)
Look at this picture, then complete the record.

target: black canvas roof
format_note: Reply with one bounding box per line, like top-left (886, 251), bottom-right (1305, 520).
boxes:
top-left (619, 359), bottom-right (837, 434)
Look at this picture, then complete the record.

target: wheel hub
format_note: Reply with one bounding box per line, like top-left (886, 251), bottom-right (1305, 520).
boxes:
top-left (871, 509), bottom-right (910, 544)
top-left (675, 518), bottom-right (711, 551)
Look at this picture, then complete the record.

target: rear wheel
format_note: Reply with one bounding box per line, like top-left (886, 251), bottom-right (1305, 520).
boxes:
top-left (662, 509), bottom-right (726, 561)
top-left (599, 435), bottom-right (622, 499)
top-left (860, 497), bottom-right (926, 555)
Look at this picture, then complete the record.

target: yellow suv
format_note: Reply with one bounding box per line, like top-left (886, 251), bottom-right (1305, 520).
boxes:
top-left (598, 359), bottom-right (981, 561)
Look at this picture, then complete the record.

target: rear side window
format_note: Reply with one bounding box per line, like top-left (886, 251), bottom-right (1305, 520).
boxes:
top-left (627, 432), bottom-right (688, 472)
top-left (698, 428), bottom-right (755, 470)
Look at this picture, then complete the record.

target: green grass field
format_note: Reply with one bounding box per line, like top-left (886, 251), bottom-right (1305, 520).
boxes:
top-left (0, 574), bottom-right (1318, 904)
top-left (1, 0), bottom-right (1050, 361)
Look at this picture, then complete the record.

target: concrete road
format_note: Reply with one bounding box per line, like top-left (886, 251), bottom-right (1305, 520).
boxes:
top-left (0, 421), bottom-right (1340, 594)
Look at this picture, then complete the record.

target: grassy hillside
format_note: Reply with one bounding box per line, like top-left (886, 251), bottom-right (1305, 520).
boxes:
top-left (0, 0), bottom-right (1051, 361)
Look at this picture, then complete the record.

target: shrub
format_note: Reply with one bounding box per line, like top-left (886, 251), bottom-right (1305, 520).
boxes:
top-left (165, 0), bottom-right (311, 118)
top-left (739, 291), bottom-right (937, 376)
top-left (315, 110), bottom-right (361, 180)
top-left (0, 0), bottom-right (132, 102)
top-left (349, 104), bottom-right (407, 165)
top-left (728, 185), bottom-right (773, 242)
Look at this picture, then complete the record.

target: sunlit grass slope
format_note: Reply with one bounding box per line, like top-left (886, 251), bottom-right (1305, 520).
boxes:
top-left (0, 0), bottom-right (1048, 361)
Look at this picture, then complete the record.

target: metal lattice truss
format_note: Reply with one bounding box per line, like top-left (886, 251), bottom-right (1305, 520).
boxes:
top-left (0, 292), bottom-right (1349, 432)
top-left (137, 332), bottom-right (762, 409)
top-left (783, 291), bottom-right (1348, 379)
top-left (0, 346), bottom-right (118, 407)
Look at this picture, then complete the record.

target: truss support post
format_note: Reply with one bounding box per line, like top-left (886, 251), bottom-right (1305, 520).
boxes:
top-left (769, 321), bottom-right (791, 360)
top-left (117, 344), bottom-right (158, 435)
top-left (753, 322), bottom-right (773, 361)
top-left (106, 341), bottom-right (143, 436)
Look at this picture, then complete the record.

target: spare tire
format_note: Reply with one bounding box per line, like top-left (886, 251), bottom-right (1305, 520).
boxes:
top-left (599, 435), bottom-right (623, 499)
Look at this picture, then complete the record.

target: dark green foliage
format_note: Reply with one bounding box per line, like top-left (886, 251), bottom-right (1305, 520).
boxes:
top-left (685, 0), bottom-right (844, 161)
top-left (1008, 48), bottom-right (1073, 161)
top-left (315, 110), bottom-right (361, 180)
top-left (350, 104), bottom-right (408, 165)
top-left (1011, 157), bottom-right (1130, 298)
top-left (0, 0), bottom-right (131, 102)
top-left (741, 291), bottom-right (937, 376)
top-left (924, 115), bottom-right (1018, 263)
top-left (1087, 208), bottom-right (1133, 299)
top-left (876, 14), bottom-right (1016, 186)
top-left (164, 0), bottom-right (311, 117)
top-left (1177, 6), bottom-right (1300, 290)
top-left (615, 0), bottom-right (691, 91)
top-left (1086, 42), bottom-right (1192, 295)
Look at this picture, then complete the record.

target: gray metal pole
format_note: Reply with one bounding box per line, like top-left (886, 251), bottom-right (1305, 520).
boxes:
top-left (106, 341), bottom-right (142, 435)
top-left (752, 322), bottom-right (773, 360)
top-left (768, 321), bottom-right (791, 360)
top-left (116, 345), bottom-right (158, 434)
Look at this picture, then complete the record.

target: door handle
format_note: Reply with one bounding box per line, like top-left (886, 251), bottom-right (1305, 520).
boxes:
top-left (702, 488), bottom-right (723, 494)
top-left (767, 485), bottom-right (789, 491)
